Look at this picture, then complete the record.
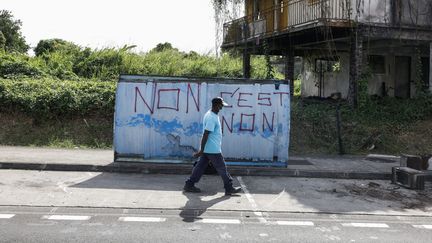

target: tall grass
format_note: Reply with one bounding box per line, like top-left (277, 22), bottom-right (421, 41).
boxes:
top-left (0, 46), bottom-right (281, 81)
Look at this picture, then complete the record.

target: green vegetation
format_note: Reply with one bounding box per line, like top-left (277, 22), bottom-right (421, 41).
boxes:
top-left (1, 93), bottom-right (431, 154)
top-left (0, 11), bottom-right (431, 155)
top-left (0, 10), bottom-right (29, 53)
top-left (291, 96), bottom-right (432, 155)
top-left (0, 78), bottom-right (116, 118)
top-left (0, 41), bottom-right (276, 81)
top-left (0, 44), bottom-right (431, 154)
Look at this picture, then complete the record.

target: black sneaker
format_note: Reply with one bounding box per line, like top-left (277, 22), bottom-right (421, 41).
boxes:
top-left (225, 187), bottom-right (242, 196)
top-left (183, 184), bottom-right (201, 193)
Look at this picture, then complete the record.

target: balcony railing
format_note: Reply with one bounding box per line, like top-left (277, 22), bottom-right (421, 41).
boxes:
top-left (223, 0), bottom-right (351, 45)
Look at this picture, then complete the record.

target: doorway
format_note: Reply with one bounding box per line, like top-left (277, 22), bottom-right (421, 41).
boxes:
top-left (394, 56), bottom-right (411, 98)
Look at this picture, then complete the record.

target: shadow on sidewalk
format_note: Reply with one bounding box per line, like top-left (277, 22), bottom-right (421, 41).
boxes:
top-left (69, 172), bottom-right (432, 214)
top-left (71, 173), bottom-right (188, 191)
top-left (179, 191), bottom-right (230, 223)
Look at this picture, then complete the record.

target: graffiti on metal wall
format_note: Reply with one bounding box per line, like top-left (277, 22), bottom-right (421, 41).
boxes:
top-left (114, 81), bottom-right (290, 161)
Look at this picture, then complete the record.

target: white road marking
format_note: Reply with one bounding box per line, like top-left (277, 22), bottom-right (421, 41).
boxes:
top-left (237, 176), bottom-right (268, 224)
top-left (27, 222), bottom-right (57, 226)
top-left (42, 215), bottom-right (91, 221)
top-left (197, 218), bottom-right (241, 224)
top-left (118, 217), bottom-right (166, 222)
top-left (56, 182), bottom-right (70, 194)
top-left (341, 223), bottom-right (389, 228)
top-left (219, 232), bottom-right (232, 239)
top-left (0, 214), bottom-right (15, 219)
top-left (276, 221), bottom-right (314, 226)
top-left (325, 235), bottom-right (341, 241)
top-left (413, 225), bottom-right (432, 229)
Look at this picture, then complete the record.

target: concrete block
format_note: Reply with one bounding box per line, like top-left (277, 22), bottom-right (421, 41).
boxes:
top-left (391, 166), bottom-right (425, 190)
top-left (400, 154), bottom-right (429, 170)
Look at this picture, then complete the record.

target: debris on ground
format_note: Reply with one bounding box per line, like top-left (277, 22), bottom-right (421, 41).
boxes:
top-left (339, 180), bottom-right (432, 211)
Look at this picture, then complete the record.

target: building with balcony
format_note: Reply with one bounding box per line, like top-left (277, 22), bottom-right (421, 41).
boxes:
top-left (221, 0), bottom-right (432, 104)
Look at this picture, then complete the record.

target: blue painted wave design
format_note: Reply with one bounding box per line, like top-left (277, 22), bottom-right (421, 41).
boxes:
top-left (116, 114), bottom-right (281, 139)
top-left (116, 114), bottom-right (182, 135)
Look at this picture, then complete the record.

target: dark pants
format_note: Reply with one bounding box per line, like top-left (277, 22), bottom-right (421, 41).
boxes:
top-left (186, 153), bottom-right (233, 189)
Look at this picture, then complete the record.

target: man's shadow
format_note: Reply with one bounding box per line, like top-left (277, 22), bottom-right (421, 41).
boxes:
top-left (179, 191), bottom-right (234, 223)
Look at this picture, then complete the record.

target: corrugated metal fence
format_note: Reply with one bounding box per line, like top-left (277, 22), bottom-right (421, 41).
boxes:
top-left (114, 75), bottom-right (290, 167)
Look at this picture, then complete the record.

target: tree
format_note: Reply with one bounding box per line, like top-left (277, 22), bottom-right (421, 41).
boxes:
top-left (0, 31), bottom-right (5, 50)
top-left (0, 10), bottom-right (29, 53)
top-left (150, 42), bottom-right (178, 52)
top-left (34, 38), bottom-right (80, 56)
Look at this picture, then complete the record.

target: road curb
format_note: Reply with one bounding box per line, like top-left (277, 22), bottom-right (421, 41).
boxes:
top-left (0, 161), bottom-right (391, 180)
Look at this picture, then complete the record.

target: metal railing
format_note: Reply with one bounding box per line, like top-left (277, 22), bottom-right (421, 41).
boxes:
top-left (223, 0), bottom-right (351, 44)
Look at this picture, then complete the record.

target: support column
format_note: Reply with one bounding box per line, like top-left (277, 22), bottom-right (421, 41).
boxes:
top-left (284, 47), bottom-right (295, 96)
top-left (243, 51), bottom-right (251, 79)
top-left (429, 42), bottom-right (432, 92)
top-left (348, 29), bottom-right (363, 108)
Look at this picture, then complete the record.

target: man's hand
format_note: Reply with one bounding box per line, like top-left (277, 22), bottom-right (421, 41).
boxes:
top-left (194, 131), bottom-right (209, 159)
top-left (193, 150), bottom-right (203, 158)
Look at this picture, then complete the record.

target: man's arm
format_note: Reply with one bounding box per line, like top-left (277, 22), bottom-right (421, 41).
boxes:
top-left (193, 130), bottom-right (210, 158)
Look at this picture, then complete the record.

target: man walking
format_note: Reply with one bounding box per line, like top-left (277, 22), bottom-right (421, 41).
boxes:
top-left (184, 97), bottom-right (242, 196)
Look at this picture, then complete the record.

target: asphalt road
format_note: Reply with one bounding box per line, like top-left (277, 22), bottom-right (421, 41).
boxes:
top-left (0, 169), bottom-right (431, 242)
top-left (1, 206), bottom-right (431, 242)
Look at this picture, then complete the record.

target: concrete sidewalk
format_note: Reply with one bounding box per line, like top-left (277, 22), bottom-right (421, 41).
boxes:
top-left (0, 146), bottom-right (400, 180)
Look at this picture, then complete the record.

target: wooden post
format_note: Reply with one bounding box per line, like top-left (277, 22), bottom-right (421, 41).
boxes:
top-left (284, 47), bottom-right (295, 95)
top-left (243, 51), bottom-right (251, 79)
top-left (348, 29), bottom-right (363, 108)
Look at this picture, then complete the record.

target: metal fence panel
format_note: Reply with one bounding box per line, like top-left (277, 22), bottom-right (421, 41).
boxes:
top-left (114, 75), bottom-right (290, 165)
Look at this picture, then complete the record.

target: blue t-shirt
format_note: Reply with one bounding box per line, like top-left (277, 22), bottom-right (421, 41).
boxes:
top-left (203, 110), bottom-right (222, 154)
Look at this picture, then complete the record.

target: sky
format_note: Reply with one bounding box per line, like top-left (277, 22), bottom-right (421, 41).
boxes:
top-left (2, 0), bottom-right (219, 54)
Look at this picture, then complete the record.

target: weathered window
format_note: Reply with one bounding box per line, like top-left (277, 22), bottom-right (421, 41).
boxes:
top-left (368, 55), bottom-right (386, 74)
top-left (315, 58), bottom-right (340, 73)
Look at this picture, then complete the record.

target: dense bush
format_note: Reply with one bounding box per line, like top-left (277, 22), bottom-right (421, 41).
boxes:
top-left (1, 42), bottom-right (279, 81)
top-left (0, 42), bottom-right (287, 120)
top-left (34, 38), bottom-right (81, 57)
top-left (0, 51), bottom-right (45, 78)
top-left (0, 78), bottom-right (116, 118)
